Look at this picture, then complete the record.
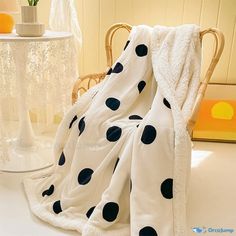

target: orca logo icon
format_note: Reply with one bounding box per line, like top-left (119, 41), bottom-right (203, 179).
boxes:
top-left (192, 227), bottom-right (207, 233)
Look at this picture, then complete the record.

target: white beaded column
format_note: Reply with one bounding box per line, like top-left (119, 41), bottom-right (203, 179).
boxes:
top-left (12, 42), bottom-right (35, 147)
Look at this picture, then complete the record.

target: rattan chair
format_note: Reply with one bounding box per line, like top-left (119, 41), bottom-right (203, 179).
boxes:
top-left (71, 23), bottom-right (131, 104)
top-left (72, 23), bottom-right (225, 135)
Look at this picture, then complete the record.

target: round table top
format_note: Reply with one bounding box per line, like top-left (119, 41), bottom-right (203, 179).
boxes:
top-left (0, 30), bottom-right (73, 42)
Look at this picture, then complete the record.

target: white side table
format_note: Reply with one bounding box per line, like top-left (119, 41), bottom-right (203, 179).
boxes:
top-left (0, 31), bottom-right (77, 172)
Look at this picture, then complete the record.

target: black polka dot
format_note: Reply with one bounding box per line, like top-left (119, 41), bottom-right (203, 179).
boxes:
top-left (78, 168), bottom-right (94, 185)
top-left (141, 125), bottom-right (157, 144)
top-left (129, 115), bottom-right (143, 120)
top-left (130, 179), bottom-right (132, 192)
top-left (139, 226), bottom-right (158, 236)
top-left (42, 184), bottom-right (54, 197)
top-left (106, 126), bottom-right (122, 142)
top-left (135, 44), bottom-right (148, 57)
top-left (124, 40), bottom-right (130, 50)
top-left (136, 124), bottom-right (139, 128)
top-left (138, 81), bottom-right (146, 93)
top-left (69, 115), bottom-right (78, 129)
top-left (102, 202), bottom-right (119, 222)
top-left (105, 97), bottom-right (120, 111)
top-left (53, 200), bottom-right (62, 214)
top-left (58, 152), bottom-right (65, 166)
top-left (163, 98), bottom-right (171, 109)
top-left (113, 158), bottom-right (120, 173)
top-left (160, 178), bottom-right (173, 199)
top-left (112, 62), bottom-right (123, 73)
top-left (86, 206), bottom-right (96, 218)
top-left (107, 67), bottom-right (112, 75)
top-left (78, 116), bottom-right (85, 136)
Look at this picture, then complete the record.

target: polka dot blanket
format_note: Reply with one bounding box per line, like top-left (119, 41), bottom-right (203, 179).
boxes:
top-left (24, 24), bottom-right (201, 236)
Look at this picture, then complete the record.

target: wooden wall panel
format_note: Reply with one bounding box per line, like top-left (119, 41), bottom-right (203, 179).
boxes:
top-left (113, 0), bottom-right (134, 63)
top-left (19, 0), bottom-right (236, 85)
top-left (149, 0), bottom-right (167, 26)
top-left (99, 0), bottom-right (116, 71)
top-left (76, 0), bottom-right (84, 75)
top-left (199, 0), bottom-right (220, 82)
top-left (182, 0), bottom-right (203, 24)
top-left (82, 0), bottom-right (100, 74)
top-left (164, 0), bottom-right (185, 26)
top-left (133, 0), bottom-right (150, 25)
top-left (214, 0), bottom-right (236, 83)
top-left (227, 18), bottom-right (236, 84)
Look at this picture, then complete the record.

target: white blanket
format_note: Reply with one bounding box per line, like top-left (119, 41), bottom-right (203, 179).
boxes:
top-left (24, 24), bottom-right (201, 236)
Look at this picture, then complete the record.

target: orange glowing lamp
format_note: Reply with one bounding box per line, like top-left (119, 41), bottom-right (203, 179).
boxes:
top-left (0, 0), bottom-right (19, 33)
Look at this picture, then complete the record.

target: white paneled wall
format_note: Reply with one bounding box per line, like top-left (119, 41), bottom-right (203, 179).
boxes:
top-left (19, 0), bottom-right (236, 84)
